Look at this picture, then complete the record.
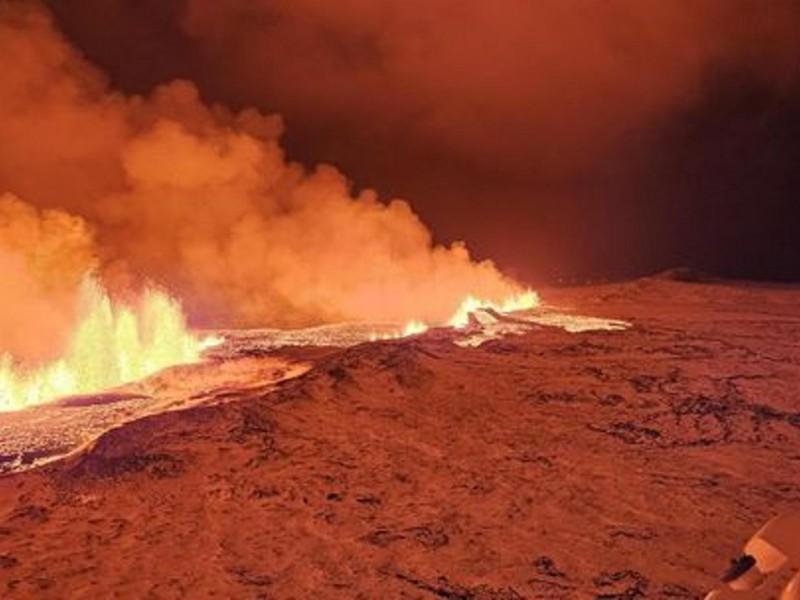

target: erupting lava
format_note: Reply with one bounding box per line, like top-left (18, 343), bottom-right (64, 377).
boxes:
top-left (447, 290), bottom-right (539, 328)
top-left (0, 284), bottom-right (539, 412)
top-left (0, 7), bottom-right (546, 409)
top-left (376, 288), bottom-right (540, 340)
top-left (0, 278), bottom-right (210, 412)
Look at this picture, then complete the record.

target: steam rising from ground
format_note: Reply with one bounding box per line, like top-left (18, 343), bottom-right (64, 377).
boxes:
top-left (0, 194), bottom-right (96, 361)
top-left (0, 3), bottom-right (523, 363)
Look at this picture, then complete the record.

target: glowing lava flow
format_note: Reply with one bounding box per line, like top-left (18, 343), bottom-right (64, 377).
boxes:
top-left (0, 278), bottom-right (211, 412)
top-left (447, 289), bottom-right (539, 328)
top-left (401, 320), bottom-right (429, 336)
top-left (388, 289), bottom-right (540, 338)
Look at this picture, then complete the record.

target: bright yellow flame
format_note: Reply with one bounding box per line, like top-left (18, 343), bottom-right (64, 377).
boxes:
top-left (402, 320), bottom-right (429, 336)
top-left (0, 277), bottom-right (207, 412)
top-left (387, 288), bottom-right (539, 338)
top-left (447, 289), bottom-right (539, 328)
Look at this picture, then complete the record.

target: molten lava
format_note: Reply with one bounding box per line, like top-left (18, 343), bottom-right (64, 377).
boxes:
top-left (0, 280), bottom-right (538, 412)
top-left (447, 290), bottom-right (539, 328)
top-left (0, 278), bottom-right (207, 412)
top-left (387, 288), bottom-right (540, 338)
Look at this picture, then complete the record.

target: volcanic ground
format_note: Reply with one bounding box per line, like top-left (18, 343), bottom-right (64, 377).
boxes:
top-left (1, 275), bottom-right (799, 598)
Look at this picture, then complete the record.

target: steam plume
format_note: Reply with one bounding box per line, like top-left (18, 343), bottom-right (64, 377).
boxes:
top-left (0, 2), bottom-right (522, 361)
top-left (0, 193), bottom-right (97, 361)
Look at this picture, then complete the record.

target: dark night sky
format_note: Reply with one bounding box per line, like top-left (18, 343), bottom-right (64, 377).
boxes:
top-left (45, 0), bottom-right (800, 284)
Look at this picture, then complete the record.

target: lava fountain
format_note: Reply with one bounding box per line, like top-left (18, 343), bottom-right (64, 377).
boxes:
top-left (0, 277), bottom-right (210, 412)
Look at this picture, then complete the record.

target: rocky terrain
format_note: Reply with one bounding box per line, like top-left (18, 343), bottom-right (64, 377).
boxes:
top-left (1, 276), bottom-right (799, 598)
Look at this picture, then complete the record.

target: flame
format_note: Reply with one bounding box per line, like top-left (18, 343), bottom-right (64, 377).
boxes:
top-left (385, 288), bottom-right (539, 339)
top-left (447, 289), bottom-right (539, 328)
top-left (0, 280), bottom-right (538, 411)
top-left (0, 277), bottom-right (208, 412)
top-left (402, 320), bottom-right (429, 336)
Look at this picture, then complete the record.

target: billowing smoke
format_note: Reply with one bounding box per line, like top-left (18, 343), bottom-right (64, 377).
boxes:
top-left (179, 0), bottom-right (800, 178)
top-left (0, 2), bottom-right (523, 360)
top-left (45, 0), bottom-right (800, 281)
top-left (0, 193), bottom-right (97, 361)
